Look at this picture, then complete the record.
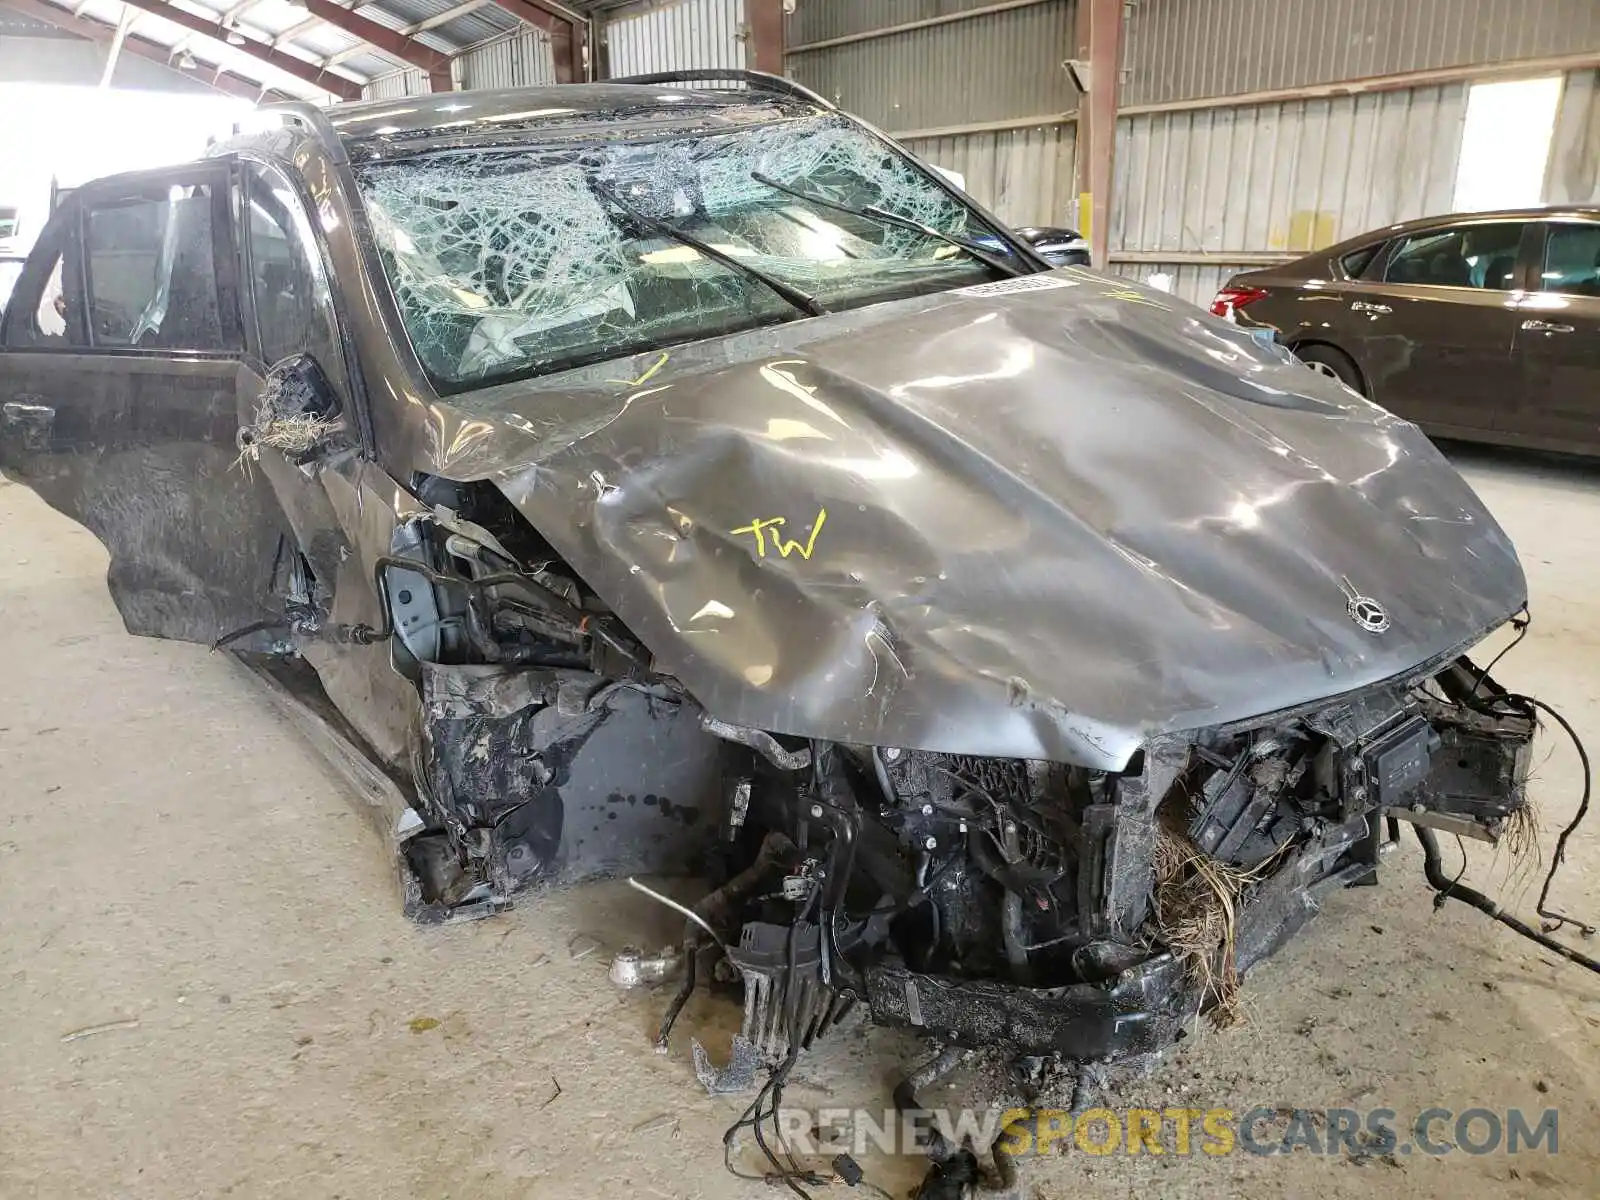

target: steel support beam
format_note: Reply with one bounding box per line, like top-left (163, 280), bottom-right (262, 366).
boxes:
top-left (746, 0), bottom-right (783, 74)
top-left (785, 0), bottom-right (1051, 55)
top-left (99, 8), bottom-right (134, 85)
top-left (591, 12), bottom-right (608, 79)
top-left (1118, 50), bottom-right (1600, 117)
top-left (1082, 0), bottom-right (1122, 269)
top-left (298, 0), bottom-right (453, 92)
top-left (890, 112), bottom-right (1075, 141)
top-left (115, 0), bottom-right (364, 99)
top-left (4, 0), bottom-right (278, 100)
top-left (324, 0), bottom-right (489, 70)
top-left (1108, 251), bottom-right (1301, 266)
top-left (487, 0), bottom-right (584, 82)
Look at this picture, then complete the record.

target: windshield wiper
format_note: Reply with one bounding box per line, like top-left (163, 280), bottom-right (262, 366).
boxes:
top-left (595, 183), bottom-right (827, 318)
top-left (750, 171), bottom-right (1024, 278)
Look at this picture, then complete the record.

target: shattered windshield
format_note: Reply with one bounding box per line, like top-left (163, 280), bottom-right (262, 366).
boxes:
top-left (354, 114), bottom-right (1008, 391)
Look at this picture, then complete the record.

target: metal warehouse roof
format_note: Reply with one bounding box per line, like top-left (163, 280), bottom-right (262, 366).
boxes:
top-left (6, 0), bottom-right (606, 103)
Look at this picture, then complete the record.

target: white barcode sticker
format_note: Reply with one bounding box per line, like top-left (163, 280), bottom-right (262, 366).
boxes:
top-left (955, 274), bottom-right (1080, 298)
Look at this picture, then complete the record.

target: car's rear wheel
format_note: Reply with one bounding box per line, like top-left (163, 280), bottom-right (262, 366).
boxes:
top-left (1294, 343), bottom-right (1365, 395)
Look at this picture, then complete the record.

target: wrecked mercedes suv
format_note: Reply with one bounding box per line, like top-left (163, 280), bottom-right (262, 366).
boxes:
top-left (0, 73), bottom-right (1539, 1081)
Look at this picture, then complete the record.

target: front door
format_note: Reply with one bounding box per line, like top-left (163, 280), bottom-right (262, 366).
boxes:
top-left (1510, 219), bottom-right (1600, 450)
top-left (1342, 219), bottom-right (1531, 434)
top-left (0, 161), bottom-right (288, 644)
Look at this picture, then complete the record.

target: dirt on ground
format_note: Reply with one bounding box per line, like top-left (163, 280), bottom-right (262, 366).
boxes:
top-left (1, 446), bottom-right (1597, 1199)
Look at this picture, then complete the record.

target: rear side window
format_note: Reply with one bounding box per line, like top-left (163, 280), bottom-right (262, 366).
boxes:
top-left (84, 185), bottom-right (225, 350)
top-left (1384, 221), bottom-right (1526, 290)
top-left (1339, 244), bottom-right (1383, 279)
top-left (1540, 222), bottom-right (1600, 297)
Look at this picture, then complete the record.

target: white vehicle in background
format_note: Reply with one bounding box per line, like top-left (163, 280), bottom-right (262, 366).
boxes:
top-left (0, 256), bottom-right (25, 319)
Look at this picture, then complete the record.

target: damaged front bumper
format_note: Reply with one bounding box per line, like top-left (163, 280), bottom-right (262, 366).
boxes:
top-left (673, 654), bottom-right (1534, 1072)
top-left (376, 634), bottom-right (1533, 1068)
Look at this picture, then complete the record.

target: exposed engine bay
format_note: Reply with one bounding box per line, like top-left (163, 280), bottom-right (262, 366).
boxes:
top-left (356, 478), bottom-right (1540, 1073)
top-left (683, 665), bottom-right (1534, 1064)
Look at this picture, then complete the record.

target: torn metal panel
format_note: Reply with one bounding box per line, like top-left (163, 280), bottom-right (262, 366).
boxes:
top-left (1, 355), bottom-right (291, 647)
top-left (416, 661), bottom-right (725, 895)
top-left (1079, 738), bottom-right (1188, 939)
top-left (865, 954), bottom-right (1194, 1060)
top-left (247, 444), bottom-right (428, 772)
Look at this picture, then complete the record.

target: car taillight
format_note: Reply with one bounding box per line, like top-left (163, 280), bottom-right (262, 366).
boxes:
top-left (1209, 286), bottom-right (1267, 318)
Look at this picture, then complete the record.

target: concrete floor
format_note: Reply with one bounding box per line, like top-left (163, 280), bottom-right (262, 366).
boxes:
top-left (2, 446), bottom-right (1598, 1200)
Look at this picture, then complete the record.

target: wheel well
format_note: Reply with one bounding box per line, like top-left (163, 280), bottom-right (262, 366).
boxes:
top-left (1286, 338), bottom-right (1369, 395)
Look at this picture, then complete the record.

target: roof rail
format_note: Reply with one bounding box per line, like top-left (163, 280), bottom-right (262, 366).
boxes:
top-left (607, 68), bottom-right (834, 110)
top-left (257, 100), bottom-right (350, 166)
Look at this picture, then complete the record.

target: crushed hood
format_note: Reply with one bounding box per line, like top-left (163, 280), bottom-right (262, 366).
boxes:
top-left (417, 271), bottom-right (1526, 770)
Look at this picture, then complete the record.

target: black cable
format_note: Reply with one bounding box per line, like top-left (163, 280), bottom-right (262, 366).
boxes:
top-left (1447, 834), bottom-right (1468, 900)
top-left (769, 886), bottom-right (821, 1188)
top-left (725, 1072), bottom-right (797, 1191)
top-left (210, 617), bottom-right (283, 651)
top-left (1519, 695), bottom-right (1597, 937)
top-left (1413, 824), bottom-right (1600, 974)
top-left (722, 889), bottom-right (822, 1199)
top-left (1454, 668), bottom-right (1595, 939)
top-left (1470, 606), bottom-right (1530, 698)
top-left (721, 1140), bottom-right (770, 1183)
top-left (765, 1048), bottom-right (813, 1192)
top-left (750, 1074), bottom-right (800, 1194)
top-left (352, 553), bottom-right (593, 647)
top-left (865, 845), bottom-right (964, 917)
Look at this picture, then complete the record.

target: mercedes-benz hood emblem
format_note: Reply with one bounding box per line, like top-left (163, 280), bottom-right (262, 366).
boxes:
top-left (1340, 577), bottom-right (1390, 633)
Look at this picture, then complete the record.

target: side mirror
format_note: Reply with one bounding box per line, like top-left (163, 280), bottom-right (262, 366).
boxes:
top-left (1015, 226), bottom-right (1091, 267)
top-left (238, 353), bottom-right (345, 465)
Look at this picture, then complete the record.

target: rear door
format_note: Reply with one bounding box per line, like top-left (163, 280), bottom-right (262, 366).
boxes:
top-left (1344, 219), bottom-right (1531, 432)
top-left (0, 160), bottom-right (288, 644)
top-left (1509, 218), bottom-right (1600, 449)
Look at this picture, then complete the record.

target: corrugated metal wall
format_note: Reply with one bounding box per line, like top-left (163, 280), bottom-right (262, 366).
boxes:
top-left (362, 27), bottom-right (555, 98)
top-left (459, 27), bottom-right (557, 89)
top-left (1122, 0), bottom-right (1600, 106)
top-left (605, 0), bottom-right (748, 77)
top-left (1113, 261), bottom-right (1238, 307)
top-left (1111, 84), bottom-right (1468, 304)
top-left (362, 68), bottom-right (430, 99)
top-left (1108, 88), bottom-right (1466, 244)
top-left (901, 123), bottom-right (1078, 226)
top-left (1546, 69), bottom-right (1600, 204)
top-left (786, 1), bottom-right (1076, 132)
top-left (785, 0), bottom-right (1078, 226)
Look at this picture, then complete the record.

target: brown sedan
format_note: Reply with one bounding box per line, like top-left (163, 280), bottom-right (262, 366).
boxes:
top-left (1214, 207), bottom-right (1600, 455)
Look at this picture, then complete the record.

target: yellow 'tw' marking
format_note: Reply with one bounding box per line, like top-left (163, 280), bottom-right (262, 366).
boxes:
top-left (731, 508), bottom-right (828, 560)
top-left (607, 350), bottom-right (670, 387)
